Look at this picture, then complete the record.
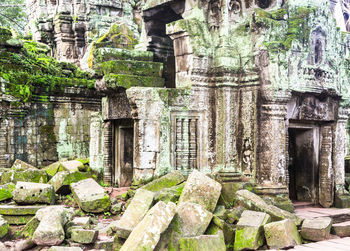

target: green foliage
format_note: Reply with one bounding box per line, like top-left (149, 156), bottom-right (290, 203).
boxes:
top-left (0, 29), bottom-right (95, 103)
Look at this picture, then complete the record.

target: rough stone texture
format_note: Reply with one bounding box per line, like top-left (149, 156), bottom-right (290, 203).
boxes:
top-left (120, 201), bottom-right (176, 251)
top-left (0, 205), bottom-right (45, 215)
top-left (178, 231), bottom-right (226, 251)
top-left (33, 206), bottom-right (74, 246)
top-left (0, 216), bottom-right (9, 238)
top-left (141, 171), bottom-right (185, 192)
top-left (0, 168), bottom-right (47, 185)
top-left (61, 160), bottom-right (84, 172)
top-left (20, 216), bottom-right (40, 238)
top-left (11, 159), bottom-right (36, 170)
top-left (0, 183), bottom-right (15, 201)
top-left (154, 183), bottom-right (184, 204)
top-left (70, 228), bottom-right (98, 244)
top-left (110, 189), bottom-right (154, 238)
top-left (234, 210), bottom-right (271, 251)
top-left (12, 182), bottom-right (55, 205)
top-left (235, 190), bottom-right (302, 225)
top-left (44, 161), bottom-right (64, 178)
top-left (301, 217), bottom-right (333, 241)
top-left (156, 202), bottom-right (213, 250)
top-left (48, 247), bottom-right (83, 251)
top-left (71, 217), bottom-right (91, 228)
top-left (178, 170), bottom-right (221, 212)
top-left (264, 219), bottom-right (302, 249)
top-left (49, 171), bottom-right (92, 194)
top-left (71, 178), bottom-right (111, 213)
top-left (332, 221), bottom-right (350, 237)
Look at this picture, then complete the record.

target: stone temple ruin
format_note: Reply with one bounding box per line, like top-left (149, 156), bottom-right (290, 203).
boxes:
top-left (2, 0), bottom-right (350, 208)
top-left (3, 0), bottom-right (350, 249)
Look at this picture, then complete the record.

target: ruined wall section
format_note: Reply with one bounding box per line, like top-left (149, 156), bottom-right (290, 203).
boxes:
top-left (0, 88), bottom-right (101, 168)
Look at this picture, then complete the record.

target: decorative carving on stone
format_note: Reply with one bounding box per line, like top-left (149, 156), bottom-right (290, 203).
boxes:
top-left (228, 0), bottom-right (242, 22)
top-left (208, 0), bottom-right (221, 30)
top-left (242, 137), bottom-right (253, 176)
top-left (310, 27), bottom-right (326, 65)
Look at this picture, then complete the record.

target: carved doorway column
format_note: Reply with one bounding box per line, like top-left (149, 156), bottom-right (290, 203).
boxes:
top-left (256, 100), bottom-right (289, 195)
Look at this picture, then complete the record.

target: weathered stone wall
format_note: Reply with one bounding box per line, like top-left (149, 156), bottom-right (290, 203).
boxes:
top-left (0, 88), bottom-right (101, 168)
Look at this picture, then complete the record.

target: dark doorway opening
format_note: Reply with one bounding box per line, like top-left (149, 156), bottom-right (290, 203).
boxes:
top-left (114, 119), bottom-right (134, 187)
top-left (288, 126), bottom-right (319, 204)
top-left (142, 0), bottom-right (185, 88)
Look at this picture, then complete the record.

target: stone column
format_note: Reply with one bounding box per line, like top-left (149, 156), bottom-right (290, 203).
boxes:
top-left (103, 121), bottom-right (113, 185)
top-left (256, 101), bottom-right (288, 195)
top-left (333, 107), bottom-right (349, 194)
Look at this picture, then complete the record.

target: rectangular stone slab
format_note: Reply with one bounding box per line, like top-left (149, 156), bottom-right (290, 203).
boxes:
top-left (12, 182), bottom-right (55, 205)
top-left (3, 215), bottom-right (34, 225)
top-left (0, 205), bottom-right (46, 215)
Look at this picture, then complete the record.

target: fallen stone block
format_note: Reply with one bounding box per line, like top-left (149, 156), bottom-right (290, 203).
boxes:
top-left (33, 206), bottom-right (74, 246)
top-left (71, 178), bottom-right (111, 213)
top-left (179, 231), bottom-right (226, 251)
top-left (301, 217), bottom-right (333, 241)
top-left (0, 216), bottom-right (9, 238)
top-left (0, 183), bottom-right (15, 201)
top-left (234, 210), bottom-right (271, 251)
top-left (141, 171), bottom-right (185, 192)
top-left (264, 219), bottom-right (302, 249)
top-left (44, 161), bottom-right (64, 178)
top-left (12, 182), bottom-right (55, 205)
top-left (70, 228), bottom-right (98, 244)
top-left (0, 167), bottom-right (47, 185)
top-left (156, 202), bottom-right (213, 250)
top-left (48, 247), bottom-right (83, 251)
top-left (11, 159), bottom-right (36, 170)
top-left (0, 203), bottom-right (45, 225)
top-left (49, 171), bottom-right (92, 194)
top-left (235, 189), bottom-right (302, 225)
top-left (2, 215), bottom-right (34, 225)
top-left (178, 170), bottom-right (222, 212)
top-left (71, 217), bottom-right (91, 228)
top-left (120, 201), bottom-right (176, 251)
top-left (332, 221), bottom-right (350, 237)
top-left (20, 216), bottom-right (40, 238)
top-left (154, 183), bottom-right (184, 204)
top-left (111, 202), bottom-right (123, 215)
top-left (61, 160), bottom-right (84, 172)
top-left (110, 188), bottom-right (154, 238)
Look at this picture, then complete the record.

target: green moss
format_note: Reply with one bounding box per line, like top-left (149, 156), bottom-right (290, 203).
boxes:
top-left (104, 74), bottom-right (164, 89)
top-left (19, 216), bottom-right (39, 238)
top-left (0, 28), bottom-right (95, 103)
top-left (39, 125), bottom-right (56, 142)
top-left (0, 183), bottom-right (15, 201)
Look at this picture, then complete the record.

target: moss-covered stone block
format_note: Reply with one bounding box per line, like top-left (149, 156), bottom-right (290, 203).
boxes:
top-left (178, 231), bottom-right (226, 251)
top-left (92, 47), bottom-right (153, 65)
top-left (44, 161), bottom-right (64, 178)
top-left (95, 60), bottom-right (163, 77)
top-left (49, 171), bottom-right (92, 194)
top-left (0, 205), bottom-right (45, 215)
top-left (262, 194), bottom-right (295, 213)
top-left (11, 159), bottom-right (37, 170)
top-left (12, 182), bottom-right (55, 205)
top-left (141, 171), bottom-right (185, 192)
top-left (0, 182), bottom-right (15, 201)
top-left (0, 168), bottom-right (48, 185)
top-left (70, 228), bottom-right (98, 244)
top-left (264, 219), bottom-right (301, 249)
top-left (19, 216), bottom-right (40, 237)
top-left (154, 183), bottom-right (185, 204)
top-left (71, 178), bottom-right (111, 213)
top-left (2, 215), bottom-right (33, 225)
top-left (104, 73), bottom-right (164, 89)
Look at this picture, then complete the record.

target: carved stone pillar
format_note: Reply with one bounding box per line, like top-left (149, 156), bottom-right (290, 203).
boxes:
top-left (319, 125), bottom-right (334, 207)
top-left (333, 107), bottom-right (350, 194)
top-left (103, 121), bottom-right (113, 185)
top-left (256, 101), bottom-right (289, 195)
top-left (54, 14), bottom-right (75, 62)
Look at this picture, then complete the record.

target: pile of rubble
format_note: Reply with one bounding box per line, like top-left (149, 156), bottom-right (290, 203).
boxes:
top-left (0, 161), bottom-right (349, 250)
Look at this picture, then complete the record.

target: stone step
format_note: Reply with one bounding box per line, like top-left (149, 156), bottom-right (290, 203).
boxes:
top-left (93, 48), bottom-right (154, 65)
top-left (0, 205), bottom-right (46, 215)
top-left (295, 207), bottom-right (350, 224)
top-left (293, 202), bottom-right (315, 209)
top-left (104, 74), bottom-right (165, 89)
top-left (94, 60), bottom-right (163, 78)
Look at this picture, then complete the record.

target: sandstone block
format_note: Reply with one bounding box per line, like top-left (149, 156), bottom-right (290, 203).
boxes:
top-left (110, 188), bottom-right (154, 238)
top-left (332, 221), bottom-right (350, 237)
top-left (234, 210), bottom-right (271, 251)
top-left (264, 219), bottom-right (302, 249)
top-left (0, 216), bottom-right (9, 238)
top-left (0, 168), bottom-right (47, 185)
top-left (48, 247), bottom-right (83, 251)
top-left (178, 170), bottom-right (222, 212)
top-left (301, 217), bottom-right (333, 241)
top-left (120, 201), bottom-right (176, 251)
top-left (49, 171), bottom-right (92, 194)
top-left (70, 228), bottom-right (98, 244)
top-left (71, 217), bottom-right (91, 228)
top-left (179, 231), bottom-right (226, 251)
top-left (61, 160), bottom-right (84, 172)
top-left (12, 182), bottom-right (55, 205)
top-left (11, 159), bottom-right (36, 170)
top-left (235, 189), bottom-right (302, 225)
top-left (33, 206), bottom-right (74, 246)
top-left (71, 178), bottom-right (111, 213)
top-left (141, 171), bottom-right (185, 192)
top-left (154, 183), bottom-right (184, 204)
top-left (44, 161), bottom-right (64, 178)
